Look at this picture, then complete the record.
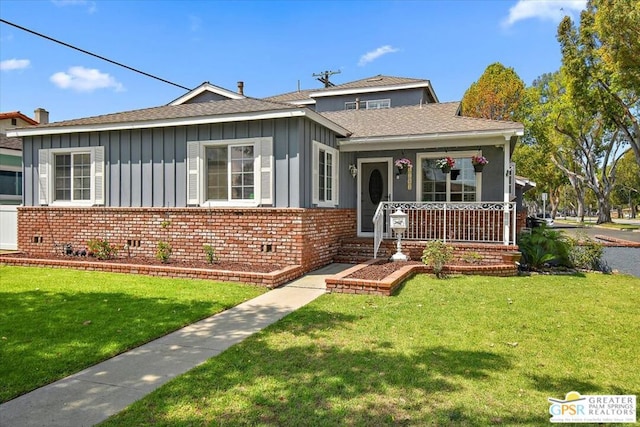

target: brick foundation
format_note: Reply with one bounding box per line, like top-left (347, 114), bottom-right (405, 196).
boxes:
top-left (16, 207), bottom-right (357, 281)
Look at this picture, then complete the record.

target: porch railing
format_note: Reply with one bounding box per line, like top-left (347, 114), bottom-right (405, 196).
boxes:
top-left (373, 201), bottom-right (517, 258)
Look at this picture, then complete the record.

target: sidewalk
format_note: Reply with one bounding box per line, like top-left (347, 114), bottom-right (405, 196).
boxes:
top-left (0, 263), bottom-right (352, 427)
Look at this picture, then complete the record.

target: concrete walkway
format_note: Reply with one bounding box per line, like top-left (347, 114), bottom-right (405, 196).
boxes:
top-left (0, 263), bottom-right (352, 427)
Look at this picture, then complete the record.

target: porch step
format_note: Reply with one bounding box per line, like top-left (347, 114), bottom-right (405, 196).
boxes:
top-left (334, 238), bottom-right (373, 264)
top-left (334, 238), bottom-right (391, 264)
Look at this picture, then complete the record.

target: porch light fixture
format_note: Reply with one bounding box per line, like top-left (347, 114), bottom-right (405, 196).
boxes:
top-left (349, 164), bottom-right (358, 178)
top-left (389, 208), bottom-right (409, 262)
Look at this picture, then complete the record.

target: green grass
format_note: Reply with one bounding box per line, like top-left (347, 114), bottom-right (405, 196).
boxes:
top-left (0, 266), bottom-right (265, 403)
top-left (595, 223), bottom-right (640, 230)
top-left (102, 273), bottom-right (640, 426)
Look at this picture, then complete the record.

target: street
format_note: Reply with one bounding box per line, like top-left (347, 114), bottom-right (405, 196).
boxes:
top-left (553, 221), bottom-right (640, 277)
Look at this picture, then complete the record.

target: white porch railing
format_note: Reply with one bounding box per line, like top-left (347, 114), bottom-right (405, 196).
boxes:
top-left (373, 201), bottom-right (517, 258)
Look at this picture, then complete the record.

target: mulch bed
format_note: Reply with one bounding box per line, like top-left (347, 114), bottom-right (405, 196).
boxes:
top-left (0, 253), bottom-right (283, 273)
top-left (345, 261), bottom-right (423, 281)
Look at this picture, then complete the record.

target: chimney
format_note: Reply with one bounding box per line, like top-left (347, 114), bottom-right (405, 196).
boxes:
top-left (237, 81), bottom-right (244, 96)
top-left (34, 108), bottom-right (49, 125)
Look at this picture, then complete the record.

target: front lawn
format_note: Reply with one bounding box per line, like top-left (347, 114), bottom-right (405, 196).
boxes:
top-left (0, 266), bottom-right (265, 403)
top-left (103, 273), bottom-right (640, 426)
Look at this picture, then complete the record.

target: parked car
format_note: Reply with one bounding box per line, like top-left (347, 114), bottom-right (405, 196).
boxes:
top-left (526, 214), bottom-right (553, 228)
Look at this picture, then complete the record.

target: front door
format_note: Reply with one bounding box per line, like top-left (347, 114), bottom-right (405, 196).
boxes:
top-left (358, 159), bottom-right (392, 235)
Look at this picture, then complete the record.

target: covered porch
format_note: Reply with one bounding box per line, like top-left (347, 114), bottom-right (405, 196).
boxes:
top-left (372, 201), bottom-right (518, 258)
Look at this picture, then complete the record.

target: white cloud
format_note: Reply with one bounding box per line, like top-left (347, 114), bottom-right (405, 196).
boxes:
top-left (358, 45), bottom-right (399, 67)
top-left (50, 66), bottom-right (124, 92)
top-left (502, 0), bottom-right (587, 27)
top-left (51, 0), bottom-right (97, 14)
top-left (0, 58), bottom-right (30, 71)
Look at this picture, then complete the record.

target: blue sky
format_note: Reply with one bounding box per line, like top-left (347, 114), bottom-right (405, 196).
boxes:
top-left (0, 0), bottom-right (587, 123)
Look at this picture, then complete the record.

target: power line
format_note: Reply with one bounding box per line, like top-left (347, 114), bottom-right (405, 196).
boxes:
top-left (0, 18), bottom-right (192, 91)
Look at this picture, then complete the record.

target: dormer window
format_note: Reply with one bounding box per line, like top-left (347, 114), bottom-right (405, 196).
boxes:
top-left (345, 99), bottom-right (391, 110)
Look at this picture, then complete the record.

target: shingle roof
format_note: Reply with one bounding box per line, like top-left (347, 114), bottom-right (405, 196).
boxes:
top-left (0, 111), bottom-right (39, 125)
top-left (264, 89), bottom-right (315, 103)
top-left (38, 98), bottom-right (299, 128)
top-left (0, 133), bottom-right (22, 150)
top-left (265, 75), bottom-right (430, 103)
top-left (325, 75), bottom-right (428, 91)
top-left (320, 102), bottom-right (523, 139)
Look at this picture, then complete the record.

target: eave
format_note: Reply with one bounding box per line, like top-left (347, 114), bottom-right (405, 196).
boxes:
top-left (7, 108), bottom-right (351, 138)
top-left (338, 129), bottom-right (523, 152)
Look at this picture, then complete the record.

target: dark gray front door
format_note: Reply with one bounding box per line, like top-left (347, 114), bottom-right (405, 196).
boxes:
top-left (360, 162), bottom-right (389, 233)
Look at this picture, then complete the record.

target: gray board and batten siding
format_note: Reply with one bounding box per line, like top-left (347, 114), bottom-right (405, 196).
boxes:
top-left (314, 87), bottom-right (434, 113)
top-left (21, 117), bottom-right (340, 209)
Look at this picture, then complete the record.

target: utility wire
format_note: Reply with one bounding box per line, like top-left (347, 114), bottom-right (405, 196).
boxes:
top-left (0, 18), bottom-right (192, 91)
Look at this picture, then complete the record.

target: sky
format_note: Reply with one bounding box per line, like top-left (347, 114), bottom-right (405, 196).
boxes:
top-left (0, 0), bottom-right (587, 123)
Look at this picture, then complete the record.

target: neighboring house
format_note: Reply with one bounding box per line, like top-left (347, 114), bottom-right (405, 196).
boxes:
top-left (0, 110), bottom-right (48, 205)
top-left (7, 75), bottom-right (524, 275)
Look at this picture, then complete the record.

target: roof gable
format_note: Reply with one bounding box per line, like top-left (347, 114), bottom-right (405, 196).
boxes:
top-left (0, 111), bottom-right (39, 126)
top-left (168, 82), bottom-right (245, 105)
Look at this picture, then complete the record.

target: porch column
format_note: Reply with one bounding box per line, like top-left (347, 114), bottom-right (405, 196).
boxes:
top-left (503, 137), bottom-right (511, 245)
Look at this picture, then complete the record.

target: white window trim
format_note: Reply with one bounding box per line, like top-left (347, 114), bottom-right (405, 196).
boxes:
top-left (312, 140), bottom-right (339, 207)
top-left (38, 146), bottom-right (105, 207)
top-left (187, 137), bottom-right (273, 207)
top-left (344, 98), bottom-right (391, 110)
top-left (416, 150), bottom-right (481, 202)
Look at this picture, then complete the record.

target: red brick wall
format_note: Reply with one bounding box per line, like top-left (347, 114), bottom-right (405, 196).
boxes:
top-left (17, 207), bottom-right (356, 271)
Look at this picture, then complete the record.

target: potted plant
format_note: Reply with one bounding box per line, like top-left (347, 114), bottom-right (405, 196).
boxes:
top-left (471, 155), bottom-right (488, 172)
top-left (436, 157), bottom-right (455, 173)
top-left (394, 158), bottom-right (412, 174)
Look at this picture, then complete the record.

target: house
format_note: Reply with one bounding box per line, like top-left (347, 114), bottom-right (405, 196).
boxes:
top-left (7, 75), bottom-right (524, 277)
top-left (0, 109), bottom-right (48, 205)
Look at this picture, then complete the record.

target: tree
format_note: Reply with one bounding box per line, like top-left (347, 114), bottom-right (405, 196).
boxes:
top-left (610, 149), bottom-right (640, 218)
top-left (522, 70), bottom-right (625, 224)
top-left (518, 72), bottom-right (580, 220)
top-left (461, 62), bottom-right (526, 121)
top-left (557, 0), bottom-right (640, 168)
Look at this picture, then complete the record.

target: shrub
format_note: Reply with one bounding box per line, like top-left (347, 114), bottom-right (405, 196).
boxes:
top-left (517, 225), bottom-right (571, 270)
top-left (87, 239), bottom-right (118, 260)
top-left (156, 241), bottom-right (172, 264)
top-left (566, 232), bottom-right (605, 271)
top-left (203, 244), bottom-right (217, 264)
top-left (421, 240), bottom-right (454, 279)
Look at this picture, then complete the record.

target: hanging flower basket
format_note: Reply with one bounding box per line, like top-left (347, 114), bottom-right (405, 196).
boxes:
top-left (471, 155), bottom-right (488, 173)
top-left (436, 157), bottom-right (455, 173)
top-left (395, 158), bottom-right (412, 173)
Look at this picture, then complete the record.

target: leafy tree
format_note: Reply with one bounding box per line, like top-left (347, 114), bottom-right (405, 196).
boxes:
top-left (610, 149), bottom-right (640, 218)
top-left (461, 62), bottom-right (526, 121)
top-left (557, 0), bottom-right (640, 168)
top-left (521, 70), bottom-right (625, 224)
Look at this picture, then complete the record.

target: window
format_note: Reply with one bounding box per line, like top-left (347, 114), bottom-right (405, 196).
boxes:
top-left (54, 152), bottom-right (91, 201)
top-left (205, 145), bottom-right (255, 201)
top-left (345, 99), bottom-right (391, 110)
top-left (312, 141), bottom-right (339, 206)
top-left (187, 137), bottom-right (272, 206)
top-left (418, 154), bottom-right (479, 202)
top-left (38, 146), bottom-right (104, 206)
top-left (0, 170), bottom-right (22, 199)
